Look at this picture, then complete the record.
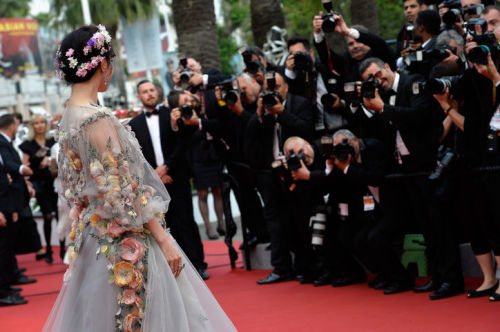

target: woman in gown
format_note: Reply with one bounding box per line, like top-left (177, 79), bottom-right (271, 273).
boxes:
top-left (43, 24), bottom-right (237, 332)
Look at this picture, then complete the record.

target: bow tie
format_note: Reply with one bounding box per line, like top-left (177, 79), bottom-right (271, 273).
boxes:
top-left (145, 109), bottom-right (159, 117)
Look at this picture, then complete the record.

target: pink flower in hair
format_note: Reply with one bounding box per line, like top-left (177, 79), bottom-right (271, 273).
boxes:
top-left (65, 48), bottom-right (74, 57)
top-left (76, 68), bottom-right (87, 77)
top-left (86, 62), bottom-right (92, 70)
top-left (83, 45), bottom-right (92, 55)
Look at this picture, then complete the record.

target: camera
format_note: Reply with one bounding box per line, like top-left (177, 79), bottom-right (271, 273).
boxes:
top-left (360, 74), bottom-right (380, 99)
top-left (179, 69), bottom-right (192, 88)
top-left (217, 77), bottom-right (240, 106)
top-left (427, 47), bottom-right (457, 62)
top-left (293, 52), bottom-right (313, 72)
top-left (332, 138), bottom-right (355, 161)
top-left (310, 205), bottom-right (331, 247)
top-left (286, 149), bottom-right (306, 171)
top-left (442, 0), bottom-right (461, 9)
top-left (429, 146), bottom-right (456, 181)
top-left (404, 25), bottom-right (414, 48)
top-left (344, 82), bottom-right (360, 103)
top-left (463, 4), bottom-right (484, 17)
top-left (262, 72), bottom-right (283, 109)
top-left (464, 18), bottom-right (500, 64)
top-left (442, 8), bottom-right (462, 30)
top-left (423, 76), bottom-right (460, 95)
top-left (242, 49), bottom-right (264, 75)
top-left (321, 93), bottom-right (339, 110)
top-left (179, 104), bottom-right (193, 120)
top-left (321, 136), bottom-right (334, 160)
top-left (321, 0), bottom-right (338, 33)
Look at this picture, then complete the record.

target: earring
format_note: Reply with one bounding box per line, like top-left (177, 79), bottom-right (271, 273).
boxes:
top-left (103, 71), bottom-right (108, 87)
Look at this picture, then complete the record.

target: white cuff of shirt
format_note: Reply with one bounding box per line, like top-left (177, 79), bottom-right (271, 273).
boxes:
top-left (285, 68), bottom-right (297, 80)
top-left (198, 119), bottom-right (203, 130)
top-left (495, 79), bottom-right (500, 87)
top-left (343, 164), bottom-right (350, 175)
top-left (202, 74), bottom-right (208, 88)
top-left (314, 31), bottom-right (325, 44)
top-left (348, 28), bottom-right (360, 40)
top-left (19, 165), bottom-right (24, 175)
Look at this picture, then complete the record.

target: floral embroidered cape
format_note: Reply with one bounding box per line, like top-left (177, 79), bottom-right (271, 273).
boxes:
top-left (57, 104), bottom-right (170, 332)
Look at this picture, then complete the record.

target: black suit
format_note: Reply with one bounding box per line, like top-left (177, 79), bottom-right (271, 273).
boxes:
top-left (129, 107), bottom-right (206, 270)
top-left (0, 134), bottom-right (29, 212)
top-left (368, 73), bottom-right (444, 284)
top-left (245, 93), bottom-right (315, 275)
top-left (285, 58), bottom-right (351, 137)
top-left (0, 160), bottom-right (16, 297)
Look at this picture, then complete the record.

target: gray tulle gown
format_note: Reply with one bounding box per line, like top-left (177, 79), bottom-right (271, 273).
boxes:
top-left (42, 104), bottom-right (237, 332)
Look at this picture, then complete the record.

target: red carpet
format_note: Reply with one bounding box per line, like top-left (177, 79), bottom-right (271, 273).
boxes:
top-left (1, 242), bottom-right (498, 332)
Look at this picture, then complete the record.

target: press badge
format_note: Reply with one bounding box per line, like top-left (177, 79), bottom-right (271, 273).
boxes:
top-left (416, 50), bottom-right (423, 61)
top-left (363, 196), bottom-right (375, 211)
top-left (339, 203), bottom-right (349, 217)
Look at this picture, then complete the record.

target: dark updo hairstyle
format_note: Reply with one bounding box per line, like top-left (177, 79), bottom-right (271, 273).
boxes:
top-left (56, 25), bottom-right (115, 84)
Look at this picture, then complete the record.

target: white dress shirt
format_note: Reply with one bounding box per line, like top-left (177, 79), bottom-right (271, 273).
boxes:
top-left (144, 111), bottom-right (164, 167)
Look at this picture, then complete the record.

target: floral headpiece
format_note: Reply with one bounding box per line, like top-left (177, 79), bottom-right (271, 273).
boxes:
top-left (55, 24), bottom-right (112, 80)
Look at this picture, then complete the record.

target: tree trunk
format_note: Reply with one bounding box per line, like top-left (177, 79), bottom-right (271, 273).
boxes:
top-left (108, 24), bottom-right (127, 104)
top-left (350, 0), bottom-right (379, 34)
top-left (171, 0), bottom-right (221, 71)
top-left (250, 0), bottom-right (286, 48)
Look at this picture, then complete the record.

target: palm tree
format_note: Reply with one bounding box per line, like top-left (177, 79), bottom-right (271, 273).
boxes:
top-left (50, 0), bottom-right (156, 102)
top-left (250, 0), bottom-right (286, 48)
top-left (171, 0), bottom-right (221, 71)
top-left (351, 0), bottom-right (379, 34)
top-left (0, 0), bottom-right (30, 18)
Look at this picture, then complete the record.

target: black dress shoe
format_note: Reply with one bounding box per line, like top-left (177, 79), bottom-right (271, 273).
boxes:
top-left (257, 272), bottom-right (293, 285)
top-left (429, 282), bottom-right (464, 300)
top-left (383, 281), bottom-right (414, 295)
top-left (197, 268), bottom-right (210, 280)
top-left (206, 231), bottom-right (219, 240)
top-left (489, 292), bottom-right (500, 301)
top-left (35, 252), bottom-right (46, 261)
top-left (414, 279), bottom-right (440, 293)
top-left (239, 236), bottom-right (258, 250)
top-left (467, 281), bottom-right (499, 298)
top-left (15, 268), bottom-right (27, 274)
top-left (12, 274), bottom-right (37, 285)
top-left (313, 272), bottom-right (334, 287)
top-left (0, 294), bottom-right (28, 306)
top-left (368, 275), bottom-right (388, 290)
top-left (45, 252), bottom-right (53, 264)
top-left (332, 275), bottom-right (366, 287)
top-left (296, 274), bottom-right (314, 284)
top-left (9, 286), bottom-right (22, 293)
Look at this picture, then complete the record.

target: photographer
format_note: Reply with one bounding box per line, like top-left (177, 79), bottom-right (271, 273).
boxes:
top-left (241, 46), bottom-right (275, 84)
top-left (285, 35), bottom-right (349, 137)
top-left (481, 5), bottom-right (500, 32)
top-left (396, 0), bottom-right (425, 56)
top-left (402, 10), bottom-right (442, 78)
top-left (430, 29), bottom-right (466, 77)
top-left (462, 0), bottom-right (483, 21)
top-left (432, 47), bottom-right (500, 301)
top-left (245, 71), bottom-right (314, 284)
top-left (167, 90), bottom-right (228, 240)
top-left (294, 129), bottom-right (395, 288)
top-left (360, 57), bottom-right (444, 294)
top-left (313, 11), bottom-right (396, 82)
top-left (172, 57), bottom-right (229, 92)
top-left (214, 73), bottom-right (269, 246)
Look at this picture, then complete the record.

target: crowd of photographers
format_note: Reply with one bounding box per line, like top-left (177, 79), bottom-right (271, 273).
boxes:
top-left (155, 0), bottom-right (500, 302)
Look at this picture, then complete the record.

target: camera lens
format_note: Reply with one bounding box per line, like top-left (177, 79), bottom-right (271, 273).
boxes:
top-left (321, 14), bottom-right (337, 33)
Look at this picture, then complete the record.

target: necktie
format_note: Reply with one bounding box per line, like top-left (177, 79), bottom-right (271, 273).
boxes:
top-left (145, 109), bottom-right (160, 117)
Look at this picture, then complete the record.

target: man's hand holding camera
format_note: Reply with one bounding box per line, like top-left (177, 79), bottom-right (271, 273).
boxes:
top-left (291, 159), bottom-right (311, 181)
top-left (215, 86), bottom-right (243, 116)
top-left (362, 88), bottom-right (385, 112)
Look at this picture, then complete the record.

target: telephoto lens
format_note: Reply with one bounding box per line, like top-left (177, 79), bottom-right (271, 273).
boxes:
top-left (310, 212), bottom-right (327, 246)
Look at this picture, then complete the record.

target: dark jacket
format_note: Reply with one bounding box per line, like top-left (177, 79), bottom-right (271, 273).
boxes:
top-left (0, 134), bottom-right (29, 211)
top-left (245, 93), bottom-right (315, 169)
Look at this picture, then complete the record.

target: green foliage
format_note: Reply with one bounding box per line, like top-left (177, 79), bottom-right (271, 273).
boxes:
top-left (50, 0), bottom-right (155, 29)
top-left (377, 0), bottom-right (406, 40)
top-left (217, 25), bottom-right (239, 74)
top-left (0, 0), bottom-right (30, 18)
top-left (33, 13), bottom-right (52, 27)
top-left (282, 0), bottom-right (323, 39)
